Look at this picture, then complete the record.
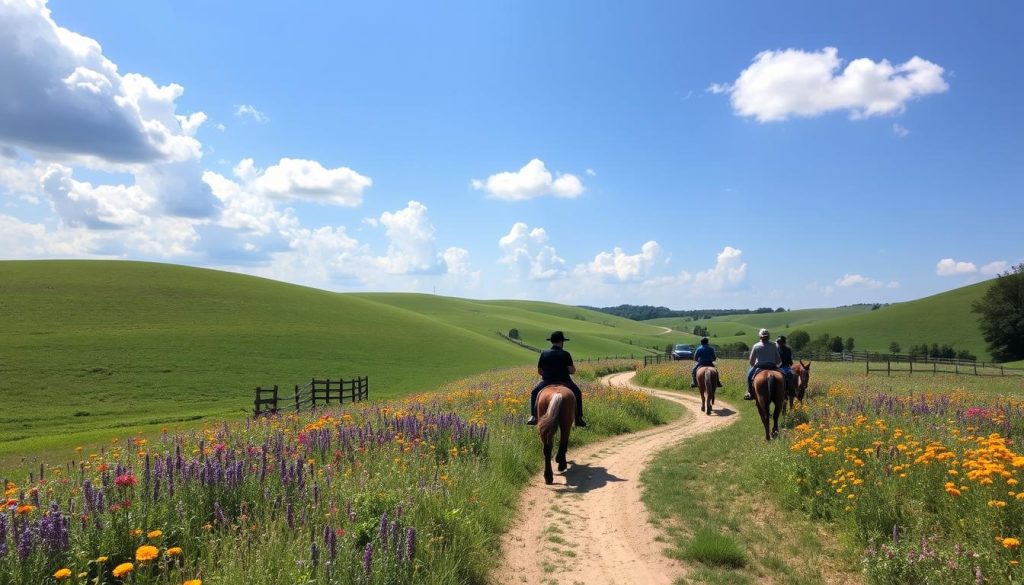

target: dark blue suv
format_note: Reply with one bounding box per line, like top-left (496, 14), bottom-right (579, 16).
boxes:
top-left (671, 344), bottom-right (694, 360)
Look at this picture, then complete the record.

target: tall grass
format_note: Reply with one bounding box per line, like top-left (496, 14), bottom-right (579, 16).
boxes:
top-left (0, 365), bottom-right (674, 584)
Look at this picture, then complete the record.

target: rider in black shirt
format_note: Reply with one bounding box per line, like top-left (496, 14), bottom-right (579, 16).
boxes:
top-left (526, 331), bottom-right (586, 427)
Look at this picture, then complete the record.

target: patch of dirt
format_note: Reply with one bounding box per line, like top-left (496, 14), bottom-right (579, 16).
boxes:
top-left (492, 372), bottom-right (737, 585)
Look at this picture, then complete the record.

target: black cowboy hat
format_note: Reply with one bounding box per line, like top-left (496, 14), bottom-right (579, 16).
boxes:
top-left (546, 331), bottom-right (570, 342)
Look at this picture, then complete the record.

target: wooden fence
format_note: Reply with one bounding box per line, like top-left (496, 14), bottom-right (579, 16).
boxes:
top-left (641, 350), bottom-right (1024, 378)
top-left (254, 376), bottom-right (369, 416)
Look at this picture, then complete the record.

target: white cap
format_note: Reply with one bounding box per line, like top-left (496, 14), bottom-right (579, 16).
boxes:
top-left (758, 328), bottom-right (770, 337)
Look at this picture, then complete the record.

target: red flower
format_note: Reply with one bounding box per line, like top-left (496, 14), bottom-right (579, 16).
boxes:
top-left (115, 474), bottom-right (137, 488)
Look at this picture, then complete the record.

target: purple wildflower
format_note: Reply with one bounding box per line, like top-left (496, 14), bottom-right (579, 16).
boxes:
top-left (362, 542), bottom-right (373, 573)
top-left (405, 527), bottom-right (417, 561)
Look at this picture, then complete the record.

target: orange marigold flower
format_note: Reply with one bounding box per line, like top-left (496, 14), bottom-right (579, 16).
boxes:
top-left (112, 562), bottom-right (134, 578)
top-left (166, 547), bottom-right (183, 557)
top-left (96, 556), bottom-right (108, 563)
top-left (53, 568), bottom-right (72, 580)
top-left (136, 545), bottom-right (159, 562)
top-left (15, 504), bottom-right (36, 515)
top-left (147, 529), bottom-right (163, 539)
top-left (1002, 537), bottom-right (1021, 549)
top-left (184, 580), bottom-right (202, 585)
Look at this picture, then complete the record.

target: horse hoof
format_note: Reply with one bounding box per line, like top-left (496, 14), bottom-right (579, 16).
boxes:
top-left (558, 463), bottom-right (567, 472)
top-left (544, 473), bottom-right (554, 485)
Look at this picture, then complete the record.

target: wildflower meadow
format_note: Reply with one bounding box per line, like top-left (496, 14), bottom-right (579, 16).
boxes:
top-left (638, 359), bottom-right (1024, 584)
top-left (0, 363), bottom-right (668, 585)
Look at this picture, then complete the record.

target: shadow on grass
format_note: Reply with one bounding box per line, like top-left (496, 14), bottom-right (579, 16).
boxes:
top-left (557, 462), bottom-right (626, 493)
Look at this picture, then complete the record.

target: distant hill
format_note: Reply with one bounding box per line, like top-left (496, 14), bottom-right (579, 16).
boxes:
top-left (647, 283), bottom-right (994, 360)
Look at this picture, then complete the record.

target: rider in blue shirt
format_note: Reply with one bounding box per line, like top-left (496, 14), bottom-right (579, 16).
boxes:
top-left (689, 337), bottom-right (722, 388)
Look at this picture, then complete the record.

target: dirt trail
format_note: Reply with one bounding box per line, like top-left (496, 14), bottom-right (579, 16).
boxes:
top-left (493, 371), bottom-right (738, 585)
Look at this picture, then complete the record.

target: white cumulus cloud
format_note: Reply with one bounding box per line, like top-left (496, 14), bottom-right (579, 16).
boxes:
top-left (835, 273), bottom-right (899, 288)
top-left (473, 159), bottom-right (585, 201)
top-left (576, 241), bottom-right (662, 282)
top-left (40, 163), bottom-right (154, 229)
top-left (235, 157), bottom-right (372, 207)
top-left (893, 123), bottom-right (910, 138)
top-left (694, 246), bottom-right (748, 291)
top-left (714, 47), bottom-right (948, 122)
top-left (0, 1), bottom-right (206, 164)
top-left (936, 258), bottom-right (978, 276)
top-left (376, 200), bottom-right (443, 274)
top-left (981, 261), bottom-right (1009, 276)
top-left (234, 104), bottom-right (268, 123)
top-left (498, 222), bottom-right (566, 280)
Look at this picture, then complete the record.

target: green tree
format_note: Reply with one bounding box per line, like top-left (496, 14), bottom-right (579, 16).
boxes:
top-left (829, 336), bottom-right (845, 353)
top-left (889, 341), bottom-right (901, 355)
top-left (789, 329), bottom-right (811, 351)
top-left (844, 337), bottom-right (856, 351)
top-left (508, 328), bottom-right (519, 340)
top-left (972, 263), bottom-right (1024, 362)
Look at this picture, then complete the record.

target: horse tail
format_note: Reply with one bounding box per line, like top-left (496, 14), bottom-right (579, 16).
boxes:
top-left (539, 392), bottom-right (563, 441)
top-left (767, 372), bottom-right (773, 400)
top-left (704, 368), bottom-right (712, 390)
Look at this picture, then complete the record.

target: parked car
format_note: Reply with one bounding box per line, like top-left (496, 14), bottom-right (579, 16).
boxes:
top-left (671, 344), bottom-right (694, 360)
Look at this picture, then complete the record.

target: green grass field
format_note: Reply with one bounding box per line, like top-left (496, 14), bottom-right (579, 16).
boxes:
top-left (646, 282), bottom-right (995, 360)
top-left (0, 260), bottom-right (666, 466)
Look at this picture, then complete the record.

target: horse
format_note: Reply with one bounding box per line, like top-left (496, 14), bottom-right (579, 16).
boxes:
top-left (696, 365), bottom-right (719, 415)
top-left (790, 360), bottom-right (811, 407)
top-left (752, 369), bottom-right (786, 440)
top-left (537, 385), bottom-right (577, 485)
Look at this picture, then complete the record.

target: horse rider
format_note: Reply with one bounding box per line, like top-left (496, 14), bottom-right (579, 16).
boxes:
top-left (526, 331), bottom-right (587, 427)
top-left (690, 337), bottom-right (723, 388)
top-left (745, 328), bottom-right (781, 400)
top-left (777, 335), bottom-right (795, 395)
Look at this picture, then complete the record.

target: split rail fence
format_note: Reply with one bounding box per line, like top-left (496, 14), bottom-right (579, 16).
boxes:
top-left (254, 376), bottom-right (369, 416)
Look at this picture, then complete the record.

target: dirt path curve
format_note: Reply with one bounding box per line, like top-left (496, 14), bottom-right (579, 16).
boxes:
top-left (655, 326), bottom-right (673, 335)
top-left (493, 371), bottom-right (738, 585)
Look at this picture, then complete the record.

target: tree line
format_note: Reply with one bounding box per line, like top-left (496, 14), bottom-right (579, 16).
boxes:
top-left (585, 304), bottom-right (785, 321)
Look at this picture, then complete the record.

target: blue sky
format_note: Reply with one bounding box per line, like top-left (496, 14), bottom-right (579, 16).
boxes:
top-left (1, 0), bottom-right (1021, 309)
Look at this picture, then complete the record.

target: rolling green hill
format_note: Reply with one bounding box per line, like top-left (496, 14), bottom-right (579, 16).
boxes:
top-left (353, 293), bottom-right (671, 358)
top-left (0, 260), bottom-right (665, 462)
top-left (646, 283), bottom-right (994, 359)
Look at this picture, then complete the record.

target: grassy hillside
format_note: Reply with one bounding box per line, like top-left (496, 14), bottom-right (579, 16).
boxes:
top-left (354, 293), bottom-right (671, 357)
top-left (3, 260), bottom-right (651, 459)
top-left (647, 305), bottom-right (876, 338)
top-left (647, 284), bottom-right (993, 359)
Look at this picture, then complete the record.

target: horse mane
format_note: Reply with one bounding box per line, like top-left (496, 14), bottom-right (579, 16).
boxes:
top-left (539, 392), bottom-right (563, 440)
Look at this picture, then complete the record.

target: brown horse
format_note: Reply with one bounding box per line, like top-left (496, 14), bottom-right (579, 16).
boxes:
top-left (696, 366), bottom-right (719, 415)
top-left (537, 385), bottom-right (577, 485)
top-left (753, 369), bottom-right (786, 440)
top-left (790, 361), bottom-right (812, 407)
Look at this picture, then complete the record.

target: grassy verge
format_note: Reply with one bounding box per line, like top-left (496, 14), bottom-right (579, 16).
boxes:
top-left (638, 359), bottom-right (1024, 584)
top-left (0, 364), bottom-right (678, 584)
top-left (637, 360), bottom-right (863, 585)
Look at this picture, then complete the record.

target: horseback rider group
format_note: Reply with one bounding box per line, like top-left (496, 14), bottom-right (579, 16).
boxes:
top-left (525, 327), bottom-right (797, 426)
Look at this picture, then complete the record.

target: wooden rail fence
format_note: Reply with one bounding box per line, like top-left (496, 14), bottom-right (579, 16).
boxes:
top-left (254, 376), bottom-right (369, 416)
top-left (642, 350), bottom-right (1023, 378)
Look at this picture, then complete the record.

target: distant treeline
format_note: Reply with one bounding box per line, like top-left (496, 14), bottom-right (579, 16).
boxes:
top-left (583, 304), bottom-right (785, 321)
top-left (584, 303), bottom-right (885, 322)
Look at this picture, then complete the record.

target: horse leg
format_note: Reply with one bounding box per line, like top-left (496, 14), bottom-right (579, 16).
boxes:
top-left (556, 422), bottom-right (570, 472)
top-left (699, 384), bottom-right (706, 414)
top-left (772, 386), bottom-right (783, 439)
top-left (543, 438), bottom-right (554, 484)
